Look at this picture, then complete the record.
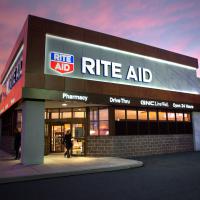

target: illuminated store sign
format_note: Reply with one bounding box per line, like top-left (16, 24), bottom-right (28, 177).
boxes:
top-left (140, 99), bottom-right (194, 110)
top-left (62, 92), bottom-right (88, 102)
top-left (82, 57), bottom-right (152, 82)
top-left (45, 35), bottom-right (200, 95)
top-left (22, 88), bottom-right (198, 111)
top-left (0, 45), bottom-right (24, 115)
top-left (140, 100), bottom-right (169, 107)
top-left (172, 103), bottom-right (194, 109)
top-left (109, 97), bottom-right (131, 104)
top-left (7, 59), bottom-right (22, 91)
top-left (50, 52), bottom-right (74, 74)
top-left (2, 51), bottom-right (23, 96)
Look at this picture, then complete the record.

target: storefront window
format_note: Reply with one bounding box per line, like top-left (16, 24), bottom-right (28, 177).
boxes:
top-left (73, 111), bottom-right (85, 118)
top-left (17, 111), bottom-right (22, 129)
top-left (138, 110), bottom-right (147, 120)
top-left (158, 112), bottom-right (167, 121)
top-left (99, 121), bottom-right (109, 135)
top-left (113, 108), bottom-right (192, 135)
top-left (99, 109), bottom-right (108, 120)
top-left (176, 113), bottom-right (183, 121)
top-left (168, 112), bottom-right (175, 121)
top-left (90, 108), bottom-right (109, 136)
top-left (127, 110), bottom-right (137, 120)
top-left (149, 111), bottom-right (157, 121)
top-left (90, 122), bottom-right (99, 136)
top-left (45, 124), bottom-right (49, 136)
top-left (62, 112), bottom-right (72, 118)
top-left (184, 113), bottom-right (191, 122)
top-left (115, 109), bottom-right (125, 121)
top-left (51, 112), bottom-right (59, 119)
top-left (90, 109), bottom-right (98, 121)
top-left (73, 124), bottom-right (84, 138)
top-left (45, 111), bottom-right (47, 119)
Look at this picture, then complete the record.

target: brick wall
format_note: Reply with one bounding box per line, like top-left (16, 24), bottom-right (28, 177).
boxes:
top-left (86, 134), bottom-right (194, 157)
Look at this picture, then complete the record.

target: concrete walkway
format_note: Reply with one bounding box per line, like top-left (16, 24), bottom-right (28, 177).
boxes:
top-left (0, 150), bottom-right (143, 184)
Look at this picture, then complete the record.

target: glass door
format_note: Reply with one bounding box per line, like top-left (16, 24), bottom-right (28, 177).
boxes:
top-left (71, 124), bottom-right (85, 156)
top-left (50, 123), bottom-right (86, 155)
top-left (64, 124), bottom-right (71, 132)
top-left (51, 125), bottom-right (64, 152)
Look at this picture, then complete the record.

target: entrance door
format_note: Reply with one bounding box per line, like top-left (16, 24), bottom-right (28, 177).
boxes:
top-left (71, 124), bottom-right (85, 156)
top-left (51, 125), bottom-right (64, 152)
top-left (50, 123), bottom-right (85, 155)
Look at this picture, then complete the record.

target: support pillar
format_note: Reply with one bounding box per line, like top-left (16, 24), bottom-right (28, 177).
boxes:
top-left (192, 112), bottom-right (200, 151)
top-left (21, 100), bottom-right (45, 165)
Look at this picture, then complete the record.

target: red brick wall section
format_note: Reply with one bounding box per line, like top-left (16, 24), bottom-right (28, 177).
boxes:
top-left (86, 135), bottom-right (194, 157)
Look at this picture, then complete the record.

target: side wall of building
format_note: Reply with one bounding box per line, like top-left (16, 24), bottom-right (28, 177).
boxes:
top-left (0, 136), bottom-right (15, 154)
top-left (86, 134), bottom-right (194, 157)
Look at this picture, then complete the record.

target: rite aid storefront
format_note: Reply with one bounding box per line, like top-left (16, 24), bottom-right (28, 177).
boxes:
top-left (1, 15), bottom-right (200, 165)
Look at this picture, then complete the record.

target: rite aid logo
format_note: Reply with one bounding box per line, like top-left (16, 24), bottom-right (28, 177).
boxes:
top-left (50, 52), bottom-right (74, 74)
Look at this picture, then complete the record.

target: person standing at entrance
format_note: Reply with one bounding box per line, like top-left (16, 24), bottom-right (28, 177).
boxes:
top-left (63, 130), bottom-right (73, 158)
top-left (14, 128), bottom-right (21, 160)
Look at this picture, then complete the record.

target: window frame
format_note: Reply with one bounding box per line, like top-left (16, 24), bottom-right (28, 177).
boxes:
top-left (89, 107), bottom-right (109, 136)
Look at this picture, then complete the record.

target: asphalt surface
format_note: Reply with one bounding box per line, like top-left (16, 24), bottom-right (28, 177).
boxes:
top-left (1, 152), bottom-right (200, 200)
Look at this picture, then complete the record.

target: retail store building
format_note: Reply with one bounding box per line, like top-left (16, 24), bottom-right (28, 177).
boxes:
top-left (1, 15), bottom-right (200, 164)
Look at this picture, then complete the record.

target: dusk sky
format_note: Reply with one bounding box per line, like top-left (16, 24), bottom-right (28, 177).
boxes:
top-left (1, 0), bottom-right (200, 76)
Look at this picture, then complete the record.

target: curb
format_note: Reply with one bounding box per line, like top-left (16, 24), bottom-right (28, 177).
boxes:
top-left (0, 161), bottom-right (143, 184)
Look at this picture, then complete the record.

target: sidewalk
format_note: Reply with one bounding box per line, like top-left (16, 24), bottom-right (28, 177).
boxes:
top-left (0, 150), bottom-right (143, 184)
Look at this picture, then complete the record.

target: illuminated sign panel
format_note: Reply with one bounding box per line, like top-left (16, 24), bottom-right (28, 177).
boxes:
top-left (140, 99), bottom-right (194, 110)
top-left (0, 45), bottom-right (24, 115)
top-left (172, 103), bottom-right (194, 109)
top-left (45, 35), bottom-right (200, 95)
top-left (140, 100), bottom-right (169, 108)
top-left (109, 97), bottom-right (131, 104)
top-left (81, 57), bottom-right (152, 82)
top-left (62, 92), bottom-right (88, 102)
top-left (23, 88), bottom-right (197, 110)
top-left (50, 52), bottom-right (74, 74)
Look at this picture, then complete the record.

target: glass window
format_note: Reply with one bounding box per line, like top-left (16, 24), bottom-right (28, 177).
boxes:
top-left (127, 110), bottom-right (137, 120)
top-left (51, 112), bottom-right (59, 119)
top-left (115, 109), bottom-right (125, 121)
top-left (149, 111), bottom-right (157, 121)
top-left (138, 110), bottom-right (147, 120)
top-left (184, 113), bottom-right (191, 122)
top-left (73, 111), bottom-right (85, 118)
top-left (17, 111), bottom-right (22, 122)
top-left (90, 109), bottom-right (98, 121)
top-left (62, 112), bottom-right (72, 118)
top-left (99, 121), bottom-right (109, 135)
top-left (73, 124), bottom-right (84, 138)
top-left (90, 107), bottom-right (109, 136)
top-left (17, 111), bottom-right (22, 129)
top-left (99, 109), bottom-right (108, 120)
top-left (44, 111), bottom-right (47, 119)
top-left (168, 112), bottom-right (175, 121)
top-left (45, 124), bottom-right (48, 136)
top-left (158, 112), bottom-right (166, 121)
top-left (176, 113), bottom-right (183, 121)
top-left (90, 121), bottom-right (99, 136)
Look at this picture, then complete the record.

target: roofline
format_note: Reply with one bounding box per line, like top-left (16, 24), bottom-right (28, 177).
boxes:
top-left (28, 14), bottom-right (199, 68)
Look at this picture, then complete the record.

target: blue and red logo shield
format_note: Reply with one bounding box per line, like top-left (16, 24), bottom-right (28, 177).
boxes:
top-left (50, 52), bottom-right (74, 74)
